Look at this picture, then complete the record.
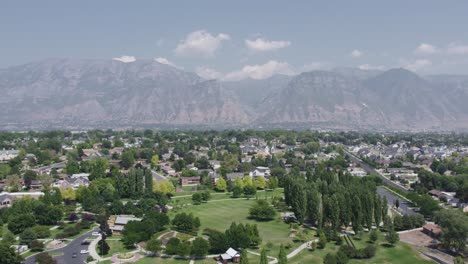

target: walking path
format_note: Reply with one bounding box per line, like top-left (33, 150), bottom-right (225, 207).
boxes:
top-left (268, 239), bottom-right (318, 264)
top-left (88, 235), bottom-right (104, 262)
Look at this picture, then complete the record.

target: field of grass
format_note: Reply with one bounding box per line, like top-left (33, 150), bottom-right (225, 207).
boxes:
top-left (289, 232), bottom-right (434, 264)
top-left (134, 257), bottom-right (191, 263)
top-left (99, 239), bottom-right (134, 258)
top-left (168, 190), bottom-right (307, 258)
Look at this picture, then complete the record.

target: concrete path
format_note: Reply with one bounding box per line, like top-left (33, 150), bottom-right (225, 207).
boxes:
top-left (268, 239), bottom-right (317, 264)
top-left (88, 235), bottom-right (104, 262)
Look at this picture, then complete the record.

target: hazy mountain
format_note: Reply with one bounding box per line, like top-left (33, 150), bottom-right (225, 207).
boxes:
top-left (1, 59), bottom-right (468, 131)
top-left (222, 75), bottom-right (291, 107)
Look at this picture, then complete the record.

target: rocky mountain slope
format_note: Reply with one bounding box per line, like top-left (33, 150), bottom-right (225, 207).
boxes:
top-left (1, 59), bottom-right (468, 131)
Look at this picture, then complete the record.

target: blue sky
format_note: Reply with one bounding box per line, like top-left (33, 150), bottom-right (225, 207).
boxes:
top-left (1, 0), bottom-right (468, 78)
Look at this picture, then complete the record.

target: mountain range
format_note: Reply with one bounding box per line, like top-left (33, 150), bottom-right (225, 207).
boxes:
top-left (1, 58), bottom-right (468, 131)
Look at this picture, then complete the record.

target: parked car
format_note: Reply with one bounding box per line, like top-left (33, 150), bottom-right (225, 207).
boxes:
top-left (80, 250), bottom-right (89, 254)
top-left (81, 240), bottom-right (91, 245)
top-left (91, 232), bottom-right (101, 236)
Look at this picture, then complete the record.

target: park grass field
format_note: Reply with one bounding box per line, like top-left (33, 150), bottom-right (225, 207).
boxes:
top-left (99, 239), bottom-right (135, 258)
top-left (289, 232), bottom-right (434, 264)
top-left (168, 190), bottom-right (311, 259)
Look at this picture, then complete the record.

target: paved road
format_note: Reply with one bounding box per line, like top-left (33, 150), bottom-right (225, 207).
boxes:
top-left (24, 228), bottom-right (98, 264)
top-left (377, 186), bottom-right (417, 216)
top-left (344, 150), bottom-right (409, 193)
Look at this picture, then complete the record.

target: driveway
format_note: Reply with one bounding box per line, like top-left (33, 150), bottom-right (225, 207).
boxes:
top-left (377, 186), bottom-right (417, 215)
top-left (24, 228), bottom-right (98, 264)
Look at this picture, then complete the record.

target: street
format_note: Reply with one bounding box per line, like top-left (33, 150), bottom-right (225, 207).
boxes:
top-left (24, 228), bottom-right (98, 264)
top-left (344, 150), bottom-right (409, 193)
top-left (377, 186), bottom-right (417, 215)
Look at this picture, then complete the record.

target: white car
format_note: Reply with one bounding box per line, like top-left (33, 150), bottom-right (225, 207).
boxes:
top-left (91, 232), bottom-right (101, 236)
top-left (80, 250), bottom-right (89, 254)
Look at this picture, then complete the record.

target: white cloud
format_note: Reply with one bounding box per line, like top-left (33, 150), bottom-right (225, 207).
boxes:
top-left (414, 43), bottom-right (437, 55)
top-left (224, 60), bottom-right (296, 81)
top-left (447, 42), bottom-right (468, 55)
top-left (350, 49), bottom-right (363, 58)
top-left (175, 30), bottom-right (230, 57)
top-left (404, 59), bottom-right (432, 72)
top-left (245, 38), bottom-right (291, 52)
top-left (195, 67), bottom-right (223, 80)
top-left (358, 64), bottom-right (385, 71)
top-left (112, 55), bottom-right (136, 63)
top-left (197, 60), bottom-right (296, 81)
top-left (154, 57), bottom-right (177, 67)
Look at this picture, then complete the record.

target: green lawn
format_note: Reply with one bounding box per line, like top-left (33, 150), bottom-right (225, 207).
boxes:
top-left (98, 239), bottom-right (134, 258)
top-left (134, 257), bottom-right (191, 263)
top-left (289, 232), bottom-right (434, 264)
top-left (168, 191), bottom-right (303, 258)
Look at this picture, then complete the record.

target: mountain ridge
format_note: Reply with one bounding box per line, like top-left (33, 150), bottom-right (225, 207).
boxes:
top-left (1, 59), bottom-right (468, 131)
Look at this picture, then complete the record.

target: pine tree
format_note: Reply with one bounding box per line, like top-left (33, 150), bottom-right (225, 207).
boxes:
top-left (306, 186), bottom-right (322, 227)
top-left (291, 181), bottom-right (307, 224)
top-left (260, 248), bottom-right (268, 264)
top-left (278, 244), bottom-right (288, 264)
top-left (239, 250), bottom-right (249, 264)
top-left (374, 194), bottom-right (382, 227)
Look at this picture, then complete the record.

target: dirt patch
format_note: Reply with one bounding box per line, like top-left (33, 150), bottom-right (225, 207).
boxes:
top-left (400, 230), bottom-right (434, 247)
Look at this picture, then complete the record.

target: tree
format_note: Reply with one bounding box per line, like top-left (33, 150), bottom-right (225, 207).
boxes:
top-left (243, 184), bottom-right (257, 196)
top-left (278, 244), bottom-right (287, 264)
top-left (38, 174), bottom-right (54, 190)
top-left (65, 160), bottom-right (80, 175)
top-left (35, 252), bottom-right (57, 264)
top-left (1, 228), bottom-right (16, 246)
top-left (386, 228), bottom-right (399, 245)
top-left (60, 187), bottom-right (76, 201)
top-left (324, 253), bottom-right (337, 264)
top-left (192, 192), bottom-right (203, 205)
top-left (145, 238), bottom-right (162, 255)
top-left (434, 209), bottom-right (468, 253)
top-left (191, 237), bottom-right (210, 257)
top-left (151, 155), bottom-right (159, 169)
top-left (8, 214), bottom-right (36, 234)
top-left (291, 181), bottom-right (307, 224)
top-left (318, 231), bottom-right (327, 249)
top-left (165, 237), bottom-right (180, 255)
top-left (306, 187), bottom-right (322, 227)
top-left (216, 177), bottom-right (227, 192)
top-left (98, 236), bottom-right (110, 256)
top-left (121, 151), bottom-right (135, 169)
top-left (240, 250), bottom-right (249, 264)
top-left (255, 176), bottom-right (266, 189)
top-left (172, 213), bottom-right (200, 232)
top-left (30, 240), bottom-right (45, 252)
top-left (369, 229), bottom-right (378, 243)
top-left (176, 241), bottom-right (191, 256)
top-left (260, 248), bottom-right (268, 264)
top-left (6, 175), bottom-right (21, 191)
top-left (20, 228), bottom-right (37, 246)
top-left (153, 180), bottom-right (175, 196)
top-left (249, 200), bottom-right (276, 221)
top-left (23, 170), bottom-right (37, 189)
top-left (232, 185), bottom-right (243, 198)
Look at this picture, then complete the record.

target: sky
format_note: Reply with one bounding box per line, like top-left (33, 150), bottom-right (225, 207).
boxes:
top-left (1, 0), bottom-right (468, 79)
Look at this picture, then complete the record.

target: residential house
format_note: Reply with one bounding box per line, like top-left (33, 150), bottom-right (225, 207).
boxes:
top-left (0, 149), bottom-right (19, 162)
top-left (422, 223), bottom-right (441, 239)
top-left (249, 166), bottom-right (270, 178)
top-left (111, 216), bottom-right (142, 234)
top-left (215, 248), bottom-right (241, 264)
top-left (0, 193), bottom-right (13, 208)
top-left (180, 176), bottom-right (201, 186)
